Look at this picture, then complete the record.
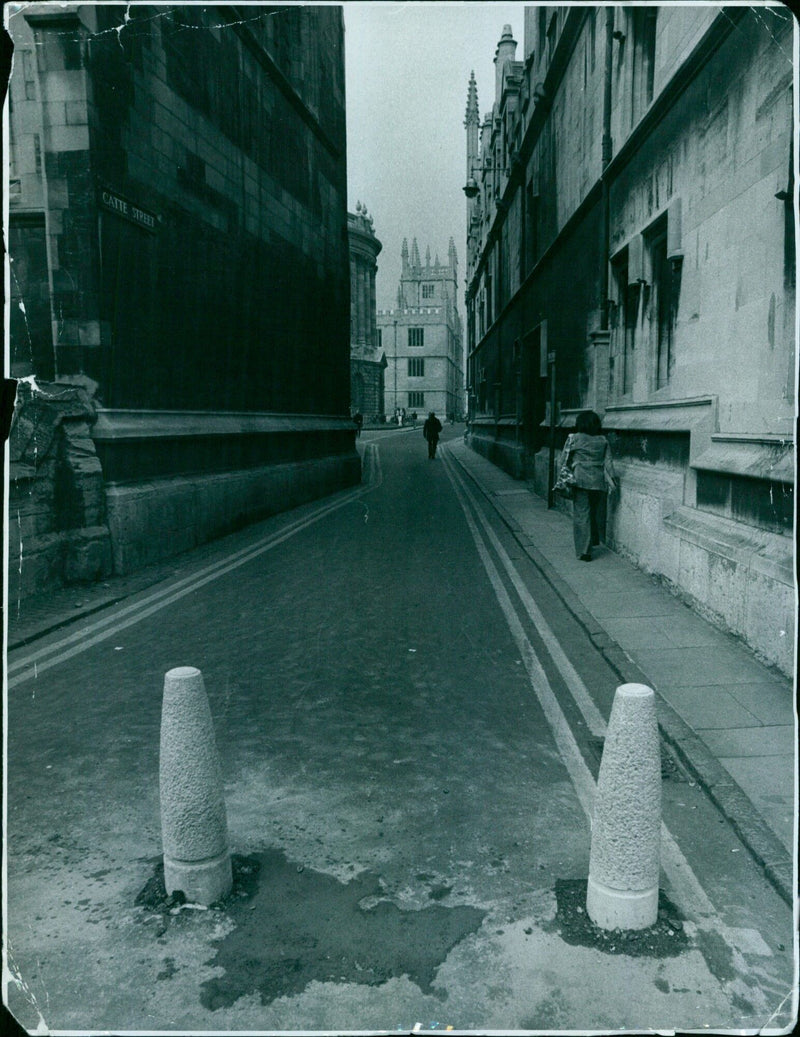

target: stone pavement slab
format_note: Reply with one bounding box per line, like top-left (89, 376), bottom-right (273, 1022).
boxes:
top-left (631, 645), bottom-right (778, 687)
top-left (579, 587), bottom-right (689, 620)
top-left (447, 439), bottom-right (796, 889)
top-left (700, 725), bottom-right (796, 758)
top-left (719, 756), bottom-right (795, 851)
top-left (658, 612), bottom-right (736, 649)
top-left (725, 681), bottom-right (798, 726)
top-left (601, 616), bottom-right (676, 651)
top-left (663, 684), bottom-right (765, 729)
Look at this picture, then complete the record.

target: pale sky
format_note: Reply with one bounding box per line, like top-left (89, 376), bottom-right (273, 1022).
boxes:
top-left (344, 2), bottom-right (526, 312)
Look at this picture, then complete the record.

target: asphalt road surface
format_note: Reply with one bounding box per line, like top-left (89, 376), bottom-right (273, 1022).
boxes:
top-left (4, 425), bottom-right (795, 1032)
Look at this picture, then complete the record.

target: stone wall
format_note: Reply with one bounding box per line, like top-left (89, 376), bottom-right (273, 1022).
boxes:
top-left (104, 453), bottom-right (361, 575)
top-left (465, 7), bottom-right (795, 677)
top-left (7, 4), bottom-right (351, 413)
top-left (8, 380), bottom-right (112, 601)
top-left (350, 358), bottom-right (385, 422)
top-left (6, 6), bottom-right (358, 597)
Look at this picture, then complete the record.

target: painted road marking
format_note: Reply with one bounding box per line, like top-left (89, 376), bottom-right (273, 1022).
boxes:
top-left (459, 467), bottom-right (607, 738)
top-left (444, 445), bottom-right (792, 1012)
top-left (7, 444), bottom-right (382, 688)
top-left (441, 447), bottom-right (780, 1000)
top-left (441, 450), bottom-right (597, 818)
top-left (442, 450), bottom-right (724, 920)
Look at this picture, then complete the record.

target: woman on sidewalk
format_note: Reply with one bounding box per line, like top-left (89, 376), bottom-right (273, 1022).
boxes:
top-left (561, 410), bottom-right (617, 561)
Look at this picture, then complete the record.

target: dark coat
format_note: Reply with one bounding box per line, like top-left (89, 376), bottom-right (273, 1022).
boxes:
top-left (423, 416), bottom-right (442, 441)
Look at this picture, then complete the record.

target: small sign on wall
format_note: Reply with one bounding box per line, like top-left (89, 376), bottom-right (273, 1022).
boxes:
top-left (98, 187), bottom-right (159, 233)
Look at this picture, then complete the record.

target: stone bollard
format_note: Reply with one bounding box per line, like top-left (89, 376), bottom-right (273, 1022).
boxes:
top-left (160, 666), bottom-right (232, 905)
top-left (586, 682), bottom-right (661, 930)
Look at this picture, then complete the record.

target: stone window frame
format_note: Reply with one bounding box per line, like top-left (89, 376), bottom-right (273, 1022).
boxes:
top-left (609, 246), bottom-right (640, 400)
top-left (629, 7), bottom-right (657, 126)
top-left (408, 357), bottom-right (425, 377)
top-left (643, 216), bottom-right (676, 392)
top-left (408, 326), bottom-right (424, 348)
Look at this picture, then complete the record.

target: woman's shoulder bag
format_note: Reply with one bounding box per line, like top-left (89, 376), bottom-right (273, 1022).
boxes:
top-left (554, 434), bottom-right (577, 499)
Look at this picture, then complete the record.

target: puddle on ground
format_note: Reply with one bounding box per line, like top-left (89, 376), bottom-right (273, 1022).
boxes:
top-left (161, 851), bottom-right (488, 1010)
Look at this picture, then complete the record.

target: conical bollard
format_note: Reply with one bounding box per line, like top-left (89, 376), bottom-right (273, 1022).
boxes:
top-left (160, 666), bottom-right (232, 905)
top-left (586, 682), bottom-right (661, 930)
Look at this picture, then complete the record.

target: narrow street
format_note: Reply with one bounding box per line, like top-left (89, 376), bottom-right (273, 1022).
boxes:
top-left (5, 427), bottom-right (793, 1033)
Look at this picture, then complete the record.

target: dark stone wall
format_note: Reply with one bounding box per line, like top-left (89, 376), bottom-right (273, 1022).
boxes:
top-left (76, 4), bottom-right (349, 415)
top-left (350, 359), bottom-right (385, 422)
top-left (470, 198), bottom-right (602, 429)
top-left (8, 215), bottom-right (53, 379)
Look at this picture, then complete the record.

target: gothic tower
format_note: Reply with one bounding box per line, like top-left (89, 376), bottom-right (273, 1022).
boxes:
top-left (465, 70), bottom-right (480, 210)
top-left (494, 24), bottom-right (517, 104)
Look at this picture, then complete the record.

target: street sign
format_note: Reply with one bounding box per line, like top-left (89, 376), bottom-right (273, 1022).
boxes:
top-left (98, 187), bottom-right (158, 233)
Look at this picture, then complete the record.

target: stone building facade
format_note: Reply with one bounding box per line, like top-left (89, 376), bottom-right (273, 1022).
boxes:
top-left (5, 3), bottom-right (358, 596)
top-left (464, 9), bottom-right (794, 674)
top-left (348, 202), bottom-right (385, 421)
top-left (377, 238), bottom-right (465, 421)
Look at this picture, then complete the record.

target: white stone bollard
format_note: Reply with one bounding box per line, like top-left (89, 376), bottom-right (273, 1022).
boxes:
top-left (586, 682), bottom-right (661, 930)
top-left (159, 666), bottom-right (232, 905)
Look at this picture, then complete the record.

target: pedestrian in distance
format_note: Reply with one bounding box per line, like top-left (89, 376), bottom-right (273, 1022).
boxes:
top-left (353, 411), bottom-right (363, 438)
top-left (423, 411), bottom-right (443, 459)
top-left (559, 409), bottom-right (617, 561)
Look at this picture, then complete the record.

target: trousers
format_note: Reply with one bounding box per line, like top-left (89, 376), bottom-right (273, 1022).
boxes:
top-left (572, 488), bottom-right (605, 557)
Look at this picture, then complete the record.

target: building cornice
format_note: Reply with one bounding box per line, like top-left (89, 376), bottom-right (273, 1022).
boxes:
top-left (92, 410), bottom-right (355, 441)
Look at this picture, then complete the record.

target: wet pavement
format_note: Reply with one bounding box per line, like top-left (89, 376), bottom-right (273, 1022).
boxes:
top-left (4, 425), bottom-right (796, 1033)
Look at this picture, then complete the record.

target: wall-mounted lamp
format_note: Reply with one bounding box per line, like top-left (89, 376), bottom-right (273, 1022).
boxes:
top-left (463, 161), bottom-right (512, 197)
top-left (612, 29), bottom-right (626, 42)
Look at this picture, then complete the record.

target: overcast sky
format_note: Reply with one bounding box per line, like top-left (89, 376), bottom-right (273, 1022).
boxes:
top-left (344, 2), bottom-right (526, 312)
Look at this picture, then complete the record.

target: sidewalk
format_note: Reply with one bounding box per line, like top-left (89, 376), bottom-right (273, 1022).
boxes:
top-left (447, 440), bottom-right (796, 907)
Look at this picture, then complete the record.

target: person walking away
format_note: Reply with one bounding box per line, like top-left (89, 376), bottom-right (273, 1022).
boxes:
top-left (561, 409), bottom-right (617, 560)
top-left (353, 411), bottom-right (363, 438)
top-left (423, 411), bottom-right (443, 459)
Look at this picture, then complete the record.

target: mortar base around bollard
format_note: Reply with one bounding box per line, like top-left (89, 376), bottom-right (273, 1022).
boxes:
top-left (164, 849), bottom-right (232, 906)
top-left (586, 874), bottom-right (658, 931)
